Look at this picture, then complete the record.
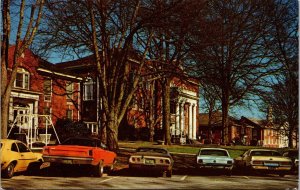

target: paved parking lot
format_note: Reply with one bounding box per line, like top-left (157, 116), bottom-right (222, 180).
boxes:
top-left (2, 149), bottom-right (299, 189)
top-left (2, 172), bottom-right (298, 189)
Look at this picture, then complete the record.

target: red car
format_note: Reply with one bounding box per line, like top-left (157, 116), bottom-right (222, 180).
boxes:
top-left (42, 137), bottom-right (116, 177)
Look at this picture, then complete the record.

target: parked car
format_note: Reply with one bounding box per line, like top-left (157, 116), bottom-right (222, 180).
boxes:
top-left (234, 149), bottom-right (292, 177)
top-left (283, 149), bottom-right (299, 174)
top-left (196, 148), bottom-right (234, 176)
top-left (128, 147), bottom-right (173, 177)
top-left (1, 139), bottom-right (43, 178)
top-left (42, 137), bottom-right (116, 177)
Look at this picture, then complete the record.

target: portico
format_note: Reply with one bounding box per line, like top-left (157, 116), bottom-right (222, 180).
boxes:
top-left (171, 88), bottom-right (198, 142)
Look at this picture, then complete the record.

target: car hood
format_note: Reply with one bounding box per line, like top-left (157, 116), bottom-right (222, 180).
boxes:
top-left (252, 156), bottom-right (292, 162)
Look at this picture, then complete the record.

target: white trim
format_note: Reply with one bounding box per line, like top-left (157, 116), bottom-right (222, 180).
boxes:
top-left (37, 68), bottom-right (83, 80)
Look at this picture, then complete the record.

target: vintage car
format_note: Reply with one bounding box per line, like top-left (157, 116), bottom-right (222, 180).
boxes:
top-left (283, 149), bottom-right (299, 174)
top-left (1, 139), bottom-right (43, 178)
top-left (196, 148), bottom-right (234, 176)
top-left (234, 149), bottom-right (292, 177)
top-left (42, 137), bottom-right (116, 177)
top-left (128, 147), bottom-right (173, 177)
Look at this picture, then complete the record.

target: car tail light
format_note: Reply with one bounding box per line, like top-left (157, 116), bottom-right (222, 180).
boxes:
top-left (132, 157), bottom-right (136, 162)
top-left (137, 158), bottom-right (140, 162)
top-left (88, 150), bottom-right (93, 156)
top-left (165, 159), bottom-right (170, 164)
top-left (252, 161), bottom-right (263, 165)
top-left (198, 159), bottom-right (203, 164)
top-left (280, 162), bottom-right (292, 166)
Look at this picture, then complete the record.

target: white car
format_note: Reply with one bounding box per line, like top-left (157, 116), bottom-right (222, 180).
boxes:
top-left (234, 149), bottom-right (292, 177)
top-left (196, 148), bottom-right (234, 176)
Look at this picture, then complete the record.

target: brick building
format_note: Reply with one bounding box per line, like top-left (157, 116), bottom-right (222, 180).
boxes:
top-left (6, 46), bottom-right (81, 146)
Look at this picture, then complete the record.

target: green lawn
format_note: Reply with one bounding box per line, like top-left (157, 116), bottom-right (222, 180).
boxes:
top-left (118, 140), bottom-right (290, 158)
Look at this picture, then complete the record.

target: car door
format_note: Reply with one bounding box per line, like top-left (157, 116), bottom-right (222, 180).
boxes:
top-left (9, 142), bottom-right (25, 172)
top-left (16, 142), bottom-right (37, 171)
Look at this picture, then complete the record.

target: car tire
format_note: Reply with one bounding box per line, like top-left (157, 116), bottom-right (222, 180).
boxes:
top-left (94, 161), bottom-right (104, 177)
top-left (107, 160), bottom-right (116, 175)
top-left (166, 169), bottom-right (172, 177)
top-left (3, 162), bottom-right (15, 178)
top-left (225, 169), bottom-right (232, 176)
top-left (279, 173), bottom-right (285, 177)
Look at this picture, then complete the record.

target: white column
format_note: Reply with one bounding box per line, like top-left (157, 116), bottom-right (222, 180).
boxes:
top-left (188, 103), bottom-right (193, 139)
top-left (175, 103), bottom-right (179, 136)
top-left (180, 103), bottom-right (185, 136)
top-left (193, 104), bottom-right (197, 139)
top-left (9, 97), bottom-right (14, 122)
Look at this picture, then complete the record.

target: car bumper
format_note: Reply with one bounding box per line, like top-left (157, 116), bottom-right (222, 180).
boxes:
top-left (129, 163), bottom-right (172, 171)
top-left (43, 155), bottom-right (95, 165)
top-left (250, 165), bottom-right (291, 171)
top-left (198, 164), bottom-right (233, 170)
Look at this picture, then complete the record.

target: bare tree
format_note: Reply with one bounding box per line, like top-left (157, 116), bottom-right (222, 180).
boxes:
top-left (1, 0), bottom-right (44, 139)
top-left (36, 0), bottom-right (189, 150)
top-left (145, 0), bottom-right (203, 145)
top-left (187, 0), bottom-right (280, 144)
top-left (258, 0), bottom-right (298, 148)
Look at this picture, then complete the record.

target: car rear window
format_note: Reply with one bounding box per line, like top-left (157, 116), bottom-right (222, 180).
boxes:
top-left (137, 148), bottom-right (167, 154)
top-left (250, 150), bottom-right (281, 156)
top-left (200, 149), bottom-right (228, 156)
top-left (62, 138), bottom-right (101, 147)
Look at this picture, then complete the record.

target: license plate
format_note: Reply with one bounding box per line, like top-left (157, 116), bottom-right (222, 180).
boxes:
top-left (265, 163), bottom-right (279, 167)
top-left (62, 160), bottom-right (73, 164)
top-left (145, 159), bottom-right (155, 165)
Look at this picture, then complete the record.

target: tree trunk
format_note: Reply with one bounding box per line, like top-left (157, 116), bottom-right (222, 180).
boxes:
top-left (162, 78), bottom-right (171, 145)
top-left (149, 81), bottom-right (155, 142)
top-left (106, 120), bottom-right (119, 151)
top-left (1, 92), bottom-right (10, 139)
top-left (288, 125), bottom-right (295, 148)
top-left (221, 91), bottom-right (230, 145)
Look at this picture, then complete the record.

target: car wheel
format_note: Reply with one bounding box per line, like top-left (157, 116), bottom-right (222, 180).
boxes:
top-left (225, 169), bottom-right (232, 176)
top-left (107, 160), bottom-right (116, 175)
top-left (94, 161), bottom-right (104, 177)
top-left (3, 162), bottom-right (15, 178)
top-left (27, 161), bottom-right (43, 176)
top-left (166, 169), bottom-right (172, 177)
top-left (279, 173), bottom-right (285, 177)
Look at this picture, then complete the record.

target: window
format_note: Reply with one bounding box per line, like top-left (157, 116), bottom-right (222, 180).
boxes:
top-left (44, 79), bottom-right (52, 101)
top-left (170, 102), bottom-right (176, 114)
top-left (43, 107), bottom-right (51, 125)
top-left (14, 68), bottom-right (29, 90)
top-left (66, 82), bottom-right (73, 101)
top-left (11, 143), bottom-right (18, 152)
top-left (83, 78), bottom-right (94, 101)
top-left (66, 109), bottom-right (73, 120)
top-left (17, 143), bottom-right (30, 152)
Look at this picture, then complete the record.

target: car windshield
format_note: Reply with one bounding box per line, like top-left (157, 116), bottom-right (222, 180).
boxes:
top-left (62, 138), bottom-right (101, 147)
top-left (200, 149), bottom-right (228, 156)
top-left (250, 150), bottom-right (281, 156)
top-left (137, 148), bottom-right (167, 154)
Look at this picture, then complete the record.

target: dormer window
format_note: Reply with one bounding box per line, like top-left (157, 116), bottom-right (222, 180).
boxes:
top-left (14, 68), bottom-right (29, 90)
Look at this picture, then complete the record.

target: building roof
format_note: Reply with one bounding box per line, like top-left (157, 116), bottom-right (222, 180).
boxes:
top-left (198, 111), bottom-right (241, 127)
